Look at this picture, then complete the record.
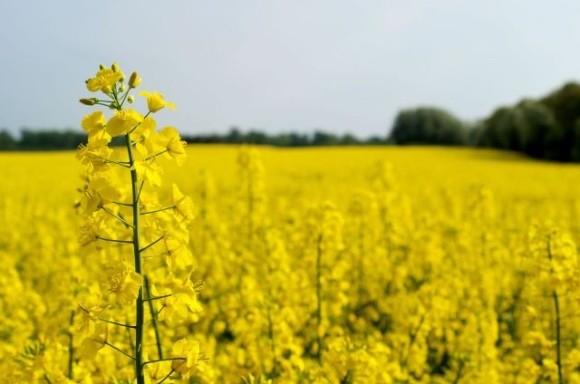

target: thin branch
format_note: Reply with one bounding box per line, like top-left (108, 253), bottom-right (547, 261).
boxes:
top-left (97, 317), bottom-right (136, 329)
top-left (140, 236), bottom-right (165, 253)
top-left (96, 236), bottom-right (133, 244)
top-left (158, 368), bottom-right (176, 384)
top-left (104, 341), bottom-right (135, 361)
top-left (143, 294), bottom-right (172, 302)
top-left (143, 357), bottom-right (185, 367)
top-left (102, 206), bottom-right (135, 228)
top-left (141, 206), bottom-right (175, 216)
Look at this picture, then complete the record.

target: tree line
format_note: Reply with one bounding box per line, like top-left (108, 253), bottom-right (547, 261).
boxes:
top-left (389, 81), bottom-right (580, 162)
top-left (3, 81), bottom-right (580, 161)
top-left (0, 127), bottom-right (387, 151)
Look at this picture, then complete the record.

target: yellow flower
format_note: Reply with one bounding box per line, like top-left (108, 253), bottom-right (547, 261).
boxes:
top-left (159, 276), bottom-right (202, 319)
top-left (171, 184), bottom-right (194, 222)
top-left (76, 141), bottom-right (113, 172)
top-left (106, 109), bottom-right (144, 137)
top-left (160, 126), bottom-right (187, 165)
top-left (80, 176), bottom-right (121, 214)
top-left (103, 262), bottom-right (142, 304)
top-left (81, 111), bottom-right (111, 144)
top-left (171, 339), bottom-right (200, 377)
top-left (139, 91), bottom-right (176, 113)
top-left (82, 111), bottom-right (106, 135)
top-left (86, 66), bottom-right (124, 94)
top-left (76, 286), bottom-right (105, 337)
top-left (129, 71), bottom-right (142, 88)
top-left (134, 160), bottom-right (162, 187)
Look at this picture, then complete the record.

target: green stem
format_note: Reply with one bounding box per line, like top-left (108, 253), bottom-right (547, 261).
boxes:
top-left (158, 368), bottom-right (175, 384)
top-left (142, 357), bottom-right (185, 367)
top-left (553, 289), bottom-right (563, 384)
top-left (126, 133), bottom-right (145, 384)
top-left (547, 235), bottom-right (564, 384)
top-left (96, 236), bottom-right (133, 244)
top-left (140, 236), bottom-right (165, 253)
top-left (316, 234), bottom-right (323, 365)
top-left (145, 149), bottom-right (169, 161)
top-left (142, 206), bottom-right (175, 215)
top-left (104, 340), bottom-right (135, 361)
top-left (102, 206), bottom-right (135, 228)
top-left (97, 317), bottom-right (136, 329)
top-left (143, 294), bottom-right (172, 302)
top-left (145, 276), bottom-right (164, 360)
top-left (68, 311), bottom-right (74, 379)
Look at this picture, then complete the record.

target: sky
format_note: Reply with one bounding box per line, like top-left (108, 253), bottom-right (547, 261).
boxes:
top-left (2, 1), bottom-right (580, 138)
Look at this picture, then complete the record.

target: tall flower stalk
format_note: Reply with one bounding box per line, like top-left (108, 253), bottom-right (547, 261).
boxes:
top-left (76, 63), bottom-right (201, 383)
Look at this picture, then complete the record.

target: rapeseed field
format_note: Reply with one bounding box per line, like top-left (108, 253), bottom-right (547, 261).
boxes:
top-left (1, 143), bottom-right (579, 383)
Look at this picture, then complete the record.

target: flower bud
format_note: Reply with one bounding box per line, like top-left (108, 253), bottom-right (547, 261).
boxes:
top-left (111, 62), bottom-right (125, 82)
top-left (127, 95), bottom-right (135, 103)
top-left (99, 64), bottom-right (105, 70)
top-left (79, 98), bottom-right (98, 106)
top-left (119, 84), bottom-right (127, 93)
top-left (129, 72), bottom-right (142, 88)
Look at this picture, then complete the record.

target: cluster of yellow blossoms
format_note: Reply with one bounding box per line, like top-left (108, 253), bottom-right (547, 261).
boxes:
top-left (75, 63), bottom-right (201, 383)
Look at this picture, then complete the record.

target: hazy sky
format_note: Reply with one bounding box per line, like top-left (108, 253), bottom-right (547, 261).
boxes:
top-left (2, 1), bottom-right (580, 137)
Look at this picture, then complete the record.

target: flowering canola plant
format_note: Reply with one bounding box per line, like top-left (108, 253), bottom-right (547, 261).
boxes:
top-left (76, 63), bottom-right (200, 383)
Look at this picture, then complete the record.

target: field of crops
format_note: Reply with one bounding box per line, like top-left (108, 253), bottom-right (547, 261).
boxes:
top-left (1, 145), bottom-right (580, 383)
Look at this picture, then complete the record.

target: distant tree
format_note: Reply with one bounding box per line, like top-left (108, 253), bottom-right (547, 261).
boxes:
top-left (19, 129), bottom-right (86, 150)
top-left (0, 130), bottom-right (16, 150)
top-left (340, 133), bottom-right (359, 145)
top-left (312, 131), bottom-right (339, 146)
top-left (225, 127), bottom-right (243, 144)
top-left (478, 100), bottom-right (562, 160)
top-left (539, 82), bottom-right (580, 161)
top-left (389, 107), bottom-right (467, 145)
top-left (270, 132), bottom-right (310, 146)
top-left (244, 130), bottom-right (268, 144)
top-left (365, 135), bottom-right (387, 145)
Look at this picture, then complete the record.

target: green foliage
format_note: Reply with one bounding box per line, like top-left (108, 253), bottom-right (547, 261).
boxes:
top-left (183, 127), bottom-right (384, 147)
top-left (0, 130), bottom-right (16, 150)
top-left (18, 129), bottom-right (86, 150)
top-left (539, 82), bottom-right (580, 161)
top-left (477, 100), bottom-right (562, 160)
top-left (388, 107), bottom-right (468, 145)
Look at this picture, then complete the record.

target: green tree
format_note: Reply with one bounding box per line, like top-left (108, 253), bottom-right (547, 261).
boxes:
top-left (0, 130), bottom-right (16, 150)
top-left (478, 100), bottom-right (562, 160)
top-left (389, 107), bottom-right (467, 145)
top-left (540, 82), bottom-right (580, 161)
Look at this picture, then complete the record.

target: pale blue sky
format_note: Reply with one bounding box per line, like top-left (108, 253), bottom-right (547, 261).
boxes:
top-left (2, 1), bottom-right (580, 137)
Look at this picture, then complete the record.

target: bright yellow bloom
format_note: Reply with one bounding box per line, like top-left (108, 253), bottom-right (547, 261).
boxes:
top-left (81, 111), bottom-right (107, 136)
top-left (86, 66), bottom-right (124, 94)
top-left (76, 141), bottom-right (113, 172)
top-left (172, 184), bottom-right (194, 222)
top-left (103, 262), bottom-right (142, 304)
top-left (106, 109), bottom-right (144, 137)
top-left (171, 338), bottom-right (200, 377)
top-left (76, 286), bottom-right (105, 337)
top-left (134, 160), bottom-right (162, 187)
top-left (139, 91), bottom-right (176, 113)
top-left (160, 126), bottom-right (187, 165)
top-left (81, 111), bottom-right (112, 145)
top-left (80, 176), bottom-right (121, 214)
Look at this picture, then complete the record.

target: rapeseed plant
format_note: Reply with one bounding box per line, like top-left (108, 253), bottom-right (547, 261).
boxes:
top-left (76, 63), bottom-right (200, 383)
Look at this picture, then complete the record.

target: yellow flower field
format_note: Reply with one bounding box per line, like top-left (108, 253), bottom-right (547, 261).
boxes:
top-left (0, 145), bottom-right (579, 383)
